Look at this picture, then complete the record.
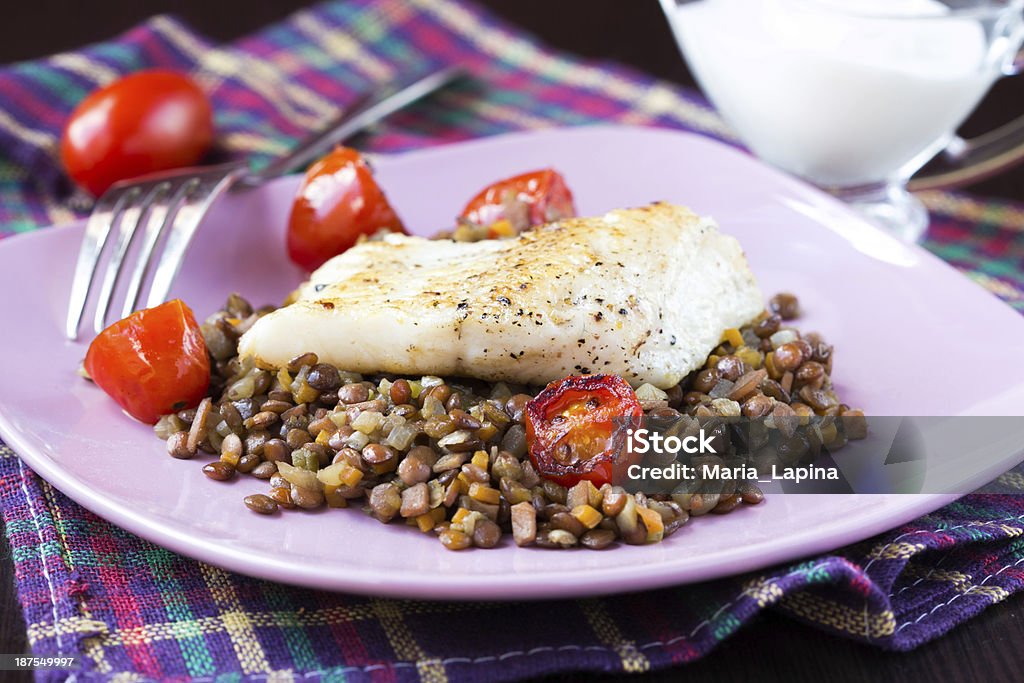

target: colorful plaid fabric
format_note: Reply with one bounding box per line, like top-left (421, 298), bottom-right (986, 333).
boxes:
top-left (1, 1), bottom-right (1024, 681)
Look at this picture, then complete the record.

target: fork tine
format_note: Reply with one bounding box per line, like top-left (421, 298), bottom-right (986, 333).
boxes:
top-left (145, 165), bottom-right (245, 309)
top-left (120, 180), bottom-right (196, 320)
top-left (65, 187), bottom-right (143, 340)
top-left (92, 182), bottom-right (170, 334)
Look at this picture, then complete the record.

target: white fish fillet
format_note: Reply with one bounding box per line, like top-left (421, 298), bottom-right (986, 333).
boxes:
top-left (239, 202), bottom-right (763, 389)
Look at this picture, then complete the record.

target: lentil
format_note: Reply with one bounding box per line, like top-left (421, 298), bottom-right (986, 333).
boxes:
top-left (500, 425), bottom-right (528, 458)
top-left (236, 453), bottom-right (260, 474)
top-left (268, 487), bottom-right (295, 509)
top-left (362, 443), bottom-right (396, 465)
top-left (398, 447), bottom-right (435, 485)
top-left (203, 461), bottom-right (235, 481)
top-left (505, 394), bottom-right (532, 422)
top-left (472, 519), bottom-right (502, 548)
top-left (551, 511), bottom-right (586, 537)
top-left (250, 461), bottom-right (277, 479)
top-left (773, 343), bottom-right (803, 372)
top-left (715, 355), bottom-right (745, 382)
top-left (292, 485), bottom-right (323, 507)
top-left (581, 528), bottom-right (616, 549)
top-left (369, 483), bottom-right (401, 522)
top-left (692, 368), bottom-right (720, 394)
top-left (754, 314), bottom-right (781, 338)
top-left (307, 363), bottom-right (341, 391)
top-left (770, 292), bottom-right (800, 320)
top-left (338, 383), bottom-right (369, 404)
top-left (602, 488), bottom-right (627, 517)
top-left (262, 439), bottom-right (290, 463)
top-left (389, 379), bottom-right (412, 405)
top-left (244, 494), bottom-right (279, 515)
top-left (286, 352), bottom-right (318, 373)
top-left (711, 494), bottom-right (742, 514)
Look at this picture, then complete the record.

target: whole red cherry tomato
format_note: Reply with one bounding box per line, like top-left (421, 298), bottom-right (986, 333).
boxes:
top-left (524, 375), bottom-right (643, 488)
top-left (84, 299), bottom-right (210, 424)
top-left (61, 69), bottom-right (214, 196)
top-left (459, 168), bottom-right (576, 233)
top-left (287, 147), bottom-right (406, 271)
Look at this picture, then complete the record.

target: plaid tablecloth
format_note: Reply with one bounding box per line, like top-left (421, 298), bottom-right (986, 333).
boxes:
top-left (2, 1), bottom-right (1024, 681)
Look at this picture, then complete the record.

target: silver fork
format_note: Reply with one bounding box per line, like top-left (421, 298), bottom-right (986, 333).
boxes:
top-left (65, 64), bottom-right (464, 340)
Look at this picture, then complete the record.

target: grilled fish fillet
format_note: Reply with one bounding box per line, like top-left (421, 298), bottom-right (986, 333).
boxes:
top-left (239, 202), bottom-right (763, 389)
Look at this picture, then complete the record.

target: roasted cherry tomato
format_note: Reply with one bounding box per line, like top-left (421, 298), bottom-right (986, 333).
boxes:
top-left (287, 146), bottom-right (406, 271)
top-left (61, 69), bottom-right (214, 197)
top-left (84, 299), bottom-right (210, 424)
top-left (524, 374), bottom-right (643, 488)
top-left (459, 168), bottom-right (576, 234)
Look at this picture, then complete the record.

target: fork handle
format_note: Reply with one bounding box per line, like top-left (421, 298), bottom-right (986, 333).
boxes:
top-left (238, 65), bottom-right (465, 188)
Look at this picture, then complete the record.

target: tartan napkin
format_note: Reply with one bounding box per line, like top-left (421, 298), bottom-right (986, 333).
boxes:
top-left (2, 1), bottom-right (1024, 681)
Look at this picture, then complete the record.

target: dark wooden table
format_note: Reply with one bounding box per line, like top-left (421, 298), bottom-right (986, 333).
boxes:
top-left (2, 2), bottom-right (1023, 680)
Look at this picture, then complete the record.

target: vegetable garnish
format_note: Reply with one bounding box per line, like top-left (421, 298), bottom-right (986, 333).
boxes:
top-left (287, 147), bottom-right (405, 271)
top-left (459, 168), bottom-right (576, 234)
top-left (61, 70), bottom-right (214, 196)
top-left (84, 299), bottom-right (210, 424)
top-left (524, 374), bottom-right (643, 488)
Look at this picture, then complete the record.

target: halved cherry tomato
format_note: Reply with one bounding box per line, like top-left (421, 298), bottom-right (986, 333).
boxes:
top-left (524, 374), bottom-right (643, 488)
top-left (459, 168), bottom-right (576, 234)
top-left (61, 69), bottom-right (214, 196)
top-left (287, 147), bottom-right (406, 271)
top-left (84, 299), bottom-right (210, 424)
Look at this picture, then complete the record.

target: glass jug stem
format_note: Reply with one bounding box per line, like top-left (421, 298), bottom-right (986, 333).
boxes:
top-left (833, 182), bottom-right (929, 243)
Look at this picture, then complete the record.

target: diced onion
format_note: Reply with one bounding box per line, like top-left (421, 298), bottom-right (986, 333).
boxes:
top-left (635, 383), bottom-right (668, 401)
top-left (385, 422), bottom-right (419, 450)
top-left (346, 431), bottom-right (370, 450)
top-left (352, 410), bottom-right (384, 434)
top-left (421, 395), bottom-right (446, 419)
top-left (278, 461), bottom-right (321, 490)
top-left (770, 329), bottom-right (798, 349)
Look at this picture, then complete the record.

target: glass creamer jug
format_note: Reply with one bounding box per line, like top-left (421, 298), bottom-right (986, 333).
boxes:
top-left (662, 0), bottom-right (1024, 241)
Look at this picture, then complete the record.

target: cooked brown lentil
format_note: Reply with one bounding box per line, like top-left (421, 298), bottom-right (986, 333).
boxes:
top-left (268, 486), bottom-right (295, 509)
top-left (472, 519), bottom-right (502, 548)
top-left (244, 493), bottom-right (279, 515)
top-left (769, 292), bottom-right (800, 320)
top-left (290, 485), bottom-right (324, 509)
top-left (202, 461), bottom-right (235, 481)
top-left (155, 292), bottom-right (864, 551)
top-left (236, 453), bottom-right (260, 474)
top-left (250, 461), bottom-right (277, 479)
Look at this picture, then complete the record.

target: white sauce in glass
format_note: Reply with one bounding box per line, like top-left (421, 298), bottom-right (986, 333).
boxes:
top-left (665, 0), bottom-right (1007, 186)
